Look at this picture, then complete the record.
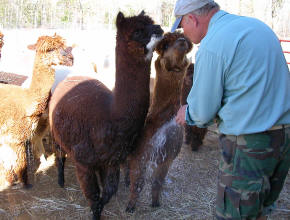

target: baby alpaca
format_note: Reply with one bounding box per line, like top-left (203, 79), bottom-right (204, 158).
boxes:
top-left (126, 32), bottom-right (192, 212)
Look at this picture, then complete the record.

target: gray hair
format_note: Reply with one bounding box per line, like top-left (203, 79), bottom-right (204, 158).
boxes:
top-left (190, 2), bottom-right (220, 16)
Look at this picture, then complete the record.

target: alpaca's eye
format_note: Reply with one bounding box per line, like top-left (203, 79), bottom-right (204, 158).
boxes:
top-left (163, 43), bottom-right (169, 50)
top-left (46, 48), bottom-right (54, 52)
top-left (133, 29), bottom-right (143, 39)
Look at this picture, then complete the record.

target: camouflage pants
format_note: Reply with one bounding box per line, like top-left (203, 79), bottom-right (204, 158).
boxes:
top-left (216, 127), bottom-right (290, 220)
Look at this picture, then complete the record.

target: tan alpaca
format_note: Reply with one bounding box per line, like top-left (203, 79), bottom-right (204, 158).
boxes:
top-left (0, 34), bottom-right (73, 188)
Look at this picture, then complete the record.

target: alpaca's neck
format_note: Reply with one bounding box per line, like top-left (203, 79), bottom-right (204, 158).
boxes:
top-left (112, 45), bottom-right (151, 121)
top-left (150, 71), bottom-right (184, 118)
top-left (28, 55), bottom-right (55, 104)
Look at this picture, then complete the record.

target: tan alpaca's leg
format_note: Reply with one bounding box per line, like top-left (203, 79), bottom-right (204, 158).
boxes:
top-left (14, 142), bottom-right (32, 188)
top-left (4, 169), bottom-right (17, 187)
top-left (32, 110), bottom-right (49, 159)
top-left (32, 135), bottom-right (46, 159)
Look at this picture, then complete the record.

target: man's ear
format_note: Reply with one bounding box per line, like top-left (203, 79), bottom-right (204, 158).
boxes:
top-left (187, 14), bottom-right (198, 27)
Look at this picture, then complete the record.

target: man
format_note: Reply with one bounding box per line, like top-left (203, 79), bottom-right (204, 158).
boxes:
top-left (172, 0), bottom-right (290, 219)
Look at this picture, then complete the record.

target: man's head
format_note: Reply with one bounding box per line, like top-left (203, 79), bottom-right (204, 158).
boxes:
top-left (171, 0), bottom-right (219, 44)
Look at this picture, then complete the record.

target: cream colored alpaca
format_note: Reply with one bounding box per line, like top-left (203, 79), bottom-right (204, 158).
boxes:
top-left (0, 34), bottom-right (73, 188)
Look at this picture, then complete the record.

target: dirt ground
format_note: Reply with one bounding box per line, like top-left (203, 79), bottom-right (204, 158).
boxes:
top-left (0, 130), bottom-right (289, 220)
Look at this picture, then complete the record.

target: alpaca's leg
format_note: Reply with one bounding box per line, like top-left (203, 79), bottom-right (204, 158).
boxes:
top-left (32, 136), bottom-right (46, 159)
top-left (5, 170), bottom-right (17, 187)
top-left (190, 133), bottom-right (203, 151)
top-left (17, 141), bottom-right (33, 189)
top-left (54, 142), bottom-right (66, 188)
top-left (18, 164), bottom-right (32, 189)
top-left (189, 127), bottom-right (207, 151)
top-left (75, 164), bottom-right (102, 220)
top-left (32, 109), bottom-right (49, 159)
top-left (126, 159), bottom-right (146, 213)
top-left (184, 125), bottom-right (192, 145)
top-left (100, 165), bottom-right (120, 205)
top-left (121, 159), bottom-right (130, 187)
top-left (151, 159), bottom-right (172, 207)
top-left (31, 135), bottom-right (46, 172)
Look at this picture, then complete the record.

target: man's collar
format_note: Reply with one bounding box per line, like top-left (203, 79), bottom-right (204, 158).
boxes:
top-left (208, 10), bottom-right (228, 29)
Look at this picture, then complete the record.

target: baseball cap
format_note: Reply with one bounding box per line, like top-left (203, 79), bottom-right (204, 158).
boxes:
top-left (171, 0), bottom-right (214, 32)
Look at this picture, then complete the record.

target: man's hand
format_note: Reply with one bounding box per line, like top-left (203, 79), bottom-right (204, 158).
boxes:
top-left (175, 105), bottom-right (188, 126)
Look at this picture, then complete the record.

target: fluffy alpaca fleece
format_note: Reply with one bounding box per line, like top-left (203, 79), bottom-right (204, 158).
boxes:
top-left (125, 32), bottom-right (193, 212)
top-left (180, 63), bottom-right (207, 151)
top-left (0, 34), bottom-right (73, 188)
top-left (49, 11), bottom-right (163, 220)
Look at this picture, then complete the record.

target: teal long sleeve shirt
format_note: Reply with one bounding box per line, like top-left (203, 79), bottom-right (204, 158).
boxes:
top-left (185, 10), bottom-right (290, 135)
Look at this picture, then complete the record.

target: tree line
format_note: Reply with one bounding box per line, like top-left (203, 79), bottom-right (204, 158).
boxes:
top-left (0, 0), bottom-right (175, 29)
top-left (0, 0), bottom-right (288, 37)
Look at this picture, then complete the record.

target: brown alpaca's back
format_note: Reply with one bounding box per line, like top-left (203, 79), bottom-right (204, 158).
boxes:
top-left (126, 32), bottom-right (193, 212)
top-left (49, 75), bottom-right (113, 162)
top-left (49, 11), bottom-right (163, 220)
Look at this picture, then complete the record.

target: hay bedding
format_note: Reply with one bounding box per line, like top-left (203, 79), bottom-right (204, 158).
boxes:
top-left (0, 130), bottom-right (288, 220)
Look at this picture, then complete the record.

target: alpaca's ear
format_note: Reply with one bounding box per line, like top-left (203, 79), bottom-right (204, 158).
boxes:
top-left (155, 41), bottom-right (164, 55)
top-left (116, 12), bottom-right (125, 29)
top-left (27, 44), bottom-right (36, 50)
top-left (139, 10), bottom-right (145, 16)
top-left (65, 46), bottom-right (73, 54)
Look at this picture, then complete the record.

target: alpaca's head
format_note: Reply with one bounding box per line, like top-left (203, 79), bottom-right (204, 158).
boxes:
top-left (116, 11), bottom-right (164, 61)
top-left (0, 32), bottom-right (4, 60)
top-left (155, 31), bottom-right (192, 77)
top-left (28, 34), bottom-right (74, 66)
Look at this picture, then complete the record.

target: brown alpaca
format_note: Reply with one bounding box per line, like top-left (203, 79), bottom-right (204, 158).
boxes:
top-left (125, 32), bottom-right (192, 212)
top-left (49, 11), bottom-right (163, 220)
top-left (0, 34), bottom-right (73, 188)
top-left (181, 63), bottom-right (207, 151)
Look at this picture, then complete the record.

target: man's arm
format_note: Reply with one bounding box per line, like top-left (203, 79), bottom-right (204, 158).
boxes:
top-left (184, 49), bottom-right (225, 127)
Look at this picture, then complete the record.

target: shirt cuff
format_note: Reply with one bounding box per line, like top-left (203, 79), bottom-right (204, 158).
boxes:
top-left (185, 105), bottom-right (196, 126)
